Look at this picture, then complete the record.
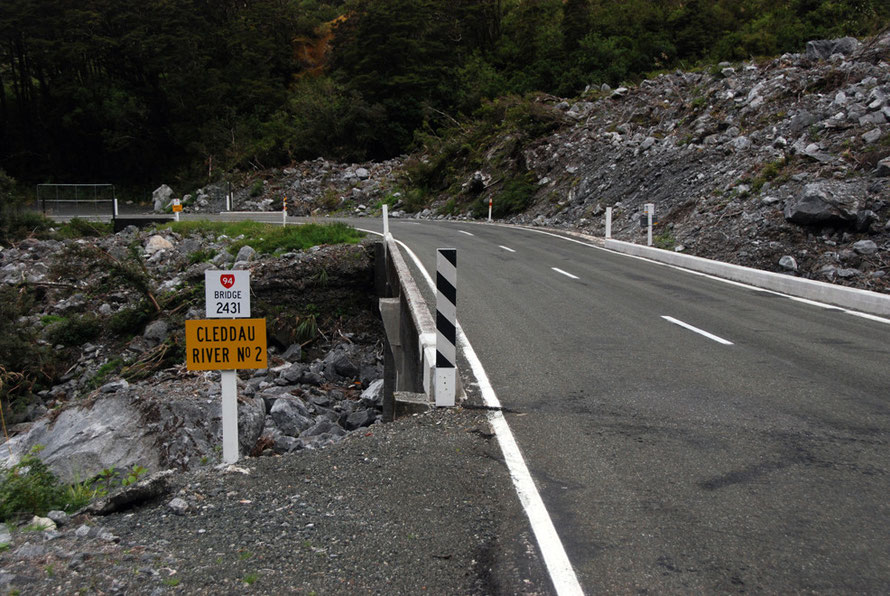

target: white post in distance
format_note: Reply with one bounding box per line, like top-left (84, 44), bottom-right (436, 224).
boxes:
top-left (605, 207), bottom-right (612, 239)
top-left (282, 195), bottom-right (287, 227)
top-left (488, 197), bottom-right (493, 222)
top-left (646, 203), bottom-right (655, 247)
top-left (382, 204), bottom-right (390, 238)
top-left (435, 248), bottom-right (457, 407)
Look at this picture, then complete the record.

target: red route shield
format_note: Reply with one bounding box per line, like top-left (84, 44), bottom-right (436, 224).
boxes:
top-left (220, 274), bottom-right (235, 289)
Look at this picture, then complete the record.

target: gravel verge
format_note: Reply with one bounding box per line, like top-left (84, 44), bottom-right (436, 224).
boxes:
top-left (1, 408), bottom-right (552, 595)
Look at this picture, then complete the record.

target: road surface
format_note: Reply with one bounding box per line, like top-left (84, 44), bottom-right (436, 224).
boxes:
top-left (343, 217), bottom-right (890, 594)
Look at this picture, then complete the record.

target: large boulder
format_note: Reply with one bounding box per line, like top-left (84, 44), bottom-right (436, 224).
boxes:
top-left (152, 184), bottom-right (174, 212)
top-left (1, 389), bottom-right (267, 483)
top-left (805, 37), bottom-right (861, 61)
top-left (784, 183), bottom-right (857, 227)
top-left (1, 394), bottom-right (161, 484)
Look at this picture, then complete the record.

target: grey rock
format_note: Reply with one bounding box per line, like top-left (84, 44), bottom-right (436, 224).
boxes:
top-left (99, 379), bottom-right (129, 394)
top-left (876, 158), bottom-right (890, 177)
top-left (360, 379), bottom-right (384, 407)
top-left (0, 525), bottom-right (10, 546)
top-left (859, 112), bottom-right (887, 126)
top-left (145, 235), bottom-right (174, 254)
top-left (281, 344), bottom-right (302, 362)
top-left (345, 409), bottom-right (377, 431)
top-left (779, 256), bottom-right (798, 271)
top-left (720, 67), bottom-right (735, 78)
top-left (805, 37), bottom-right (860, 61)
top-left (2, 394), bottom-right (162, 484)
top-left (152, 184), bottom-right (174, 212)
top-left (852, 239), bottom-right (878, 255)
top-left (279, 363), bottom-right (308, 384)
top-left (212, 251), bottom-right (234, 267)
top-left (784, 183), bottom-right (856, 226)
top-left (81, 470), bottom-right (176, 516)
top-left (355, 167), bottom-right (370, 180)
top-left (14, 542), bottom-right (47, 558)
top-left (74, 524), bottom-right (92, 538)
top-left (301, 419), bottom-right (346, 438)
top-left (270, 396), bottom-right (313, 437)
top-left (789, 111), bottom-right (818, 134)
top-left (856, 210), bottom-right (878, 232)
top-left (837, 268), bottom-right (861, 278)
top-left (143, 320), bottom-right (168, 343)
top-left (168, 497), bottom-right (189, 515)
top-left (862, 128), bottom-right (883, 144)
top-left (46, 510), bottom-right (70, 526)
top-left (235, 245), bottom-right (256, 263)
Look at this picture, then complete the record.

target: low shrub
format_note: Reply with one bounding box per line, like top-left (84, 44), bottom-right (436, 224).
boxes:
top-left (0, 446), bottom-right (66, 522)
top-left (45, 314), bottom-right (102, 347)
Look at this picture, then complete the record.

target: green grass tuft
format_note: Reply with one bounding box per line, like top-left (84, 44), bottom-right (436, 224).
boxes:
top-left (164, 220), bottom-right (364, 255)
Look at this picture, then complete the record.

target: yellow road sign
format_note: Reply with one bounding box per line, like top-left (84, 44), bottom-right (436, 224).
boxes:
top-left (185, 318), bottom-right (267, 371)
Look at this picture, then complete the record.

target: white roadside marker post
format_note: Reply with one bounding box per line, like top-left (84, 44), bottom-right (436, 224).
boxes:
top-left (435, 248), bottom-right (457, 407)
top-left (282, 195), bottom-right (287, 227)
top-left (646, 203), bottom-right (655, 247)
top-left (220, 370), bottom-right (238, 463)
top-left (172, 198), bottom-right (182, 222)
top-left (383, 204), bottom-right (390, 238)
top-left (488, 197), bottom-right (493, 222)
top-left (605, 206), bottom-right (612, 239)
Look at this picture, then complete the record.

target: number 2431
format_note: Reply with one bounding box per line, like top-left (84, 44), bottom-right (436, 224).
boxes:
top-left (216, 301), bottom-right (241, 315)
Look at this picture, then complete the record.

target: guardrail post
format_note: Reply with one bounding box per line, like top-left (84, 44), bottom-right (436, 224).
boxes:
top-left (435, 248), bottom-right (457, 407)
top-left (605, 207), bottom-right (612, 239)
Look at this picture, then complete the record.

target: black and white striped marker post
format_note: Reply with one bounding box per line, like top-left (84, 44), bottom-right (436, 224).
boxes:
top-left (435, 248), bottom-right (457, 407)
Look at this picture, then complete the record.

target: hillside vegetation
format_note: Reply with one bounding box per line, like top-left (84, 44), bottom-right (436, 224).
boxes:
top-left (1, 0), bottom-right (887, 187)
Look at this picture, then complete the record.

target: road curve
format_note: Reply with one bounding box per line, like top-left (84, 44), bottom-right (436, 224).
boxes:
top-left (341, 217), bottom-right (890, 594)
top-left (189, 213), bottom-right (890, 593)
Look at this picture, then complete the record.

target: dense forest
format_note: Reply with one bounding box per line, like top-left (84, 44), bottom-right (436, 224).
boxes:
top-left (0, 0), bottom-right (887, 189)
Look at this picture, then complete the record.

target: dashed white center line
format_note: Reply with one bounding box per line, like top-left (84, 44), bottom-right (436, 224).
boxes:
top-left (552, 267), bottom-right (579, 280)
top-left (459, 230), bottom-right (474, 236)
top-left (499, 245), bottom-right (516, 253)
top-left (662, 316), bottom-right (734, 345)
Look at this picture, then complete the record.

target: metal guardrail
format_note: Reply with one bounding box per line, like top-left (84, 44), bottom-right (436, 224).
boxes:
top-left (375, 235), bottom-right (458, 420)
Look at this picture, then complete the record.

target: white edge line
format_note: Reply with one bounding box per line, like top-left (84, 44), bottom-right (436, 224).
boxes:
top-left (459, 230), bottom-right (475, 236)
top-left (511, 227), bottom-right (890, 326)
top-left (552, 267), bottom-right (580, 280)
top-left (395, 238), bottom-right (585, 596)
top-left (499, 245), bottom-right (516, 253)
top-left (662, 316), bottom-right (734, 345)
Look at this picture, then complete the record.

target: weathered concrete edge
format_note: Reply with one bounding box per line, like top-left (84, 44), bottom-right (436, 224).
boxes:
top-left (385, 236), bottom-right (438, 394)
top-left (604, 238), bottom-right (890, 317)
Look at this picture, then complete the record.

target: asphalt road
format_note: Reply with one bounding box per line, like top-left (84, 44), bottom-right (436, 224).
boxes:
top-left (336, 217), bottom-right (890, 594)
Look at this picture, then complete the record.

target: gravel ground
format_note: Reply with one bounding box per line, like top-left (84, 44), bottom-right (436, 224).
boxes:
top-left (1, 408), bottom-right (552, 595)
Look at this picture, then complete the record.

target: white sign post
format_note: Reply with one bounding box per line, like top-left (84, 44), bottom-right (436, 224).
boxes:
top-left (605, 207), bottom-right (612, 239)
top-left (282, 195), bottom-right (287, 227)
top-left (204, 270), bottom-right (251, 464)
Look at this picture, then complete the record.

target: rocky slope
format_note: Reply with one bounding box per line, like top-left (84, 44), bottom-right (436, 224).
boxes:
top-left (190, 34), bottom-right (889, 295)
top-left (1, 224), bottom-right (385, 484)
top-left (514, 34), bottom-right (890, 293)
